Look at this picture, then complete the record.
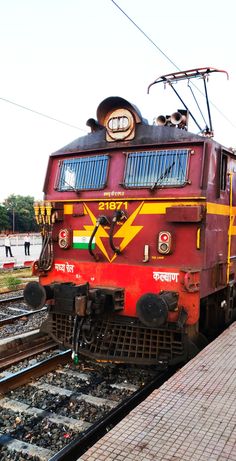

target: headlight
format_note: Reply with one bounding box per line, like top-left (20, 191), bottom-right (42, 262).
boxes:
top-left (105, 108), bottom-right (135, 141)
top-left (158, 231), bottom-right (172, 254)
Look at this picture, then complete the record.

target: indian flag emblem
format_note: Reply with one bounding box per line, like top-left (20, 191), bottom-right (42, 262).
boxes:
top-left (73, 230), bottom-right (95, 249)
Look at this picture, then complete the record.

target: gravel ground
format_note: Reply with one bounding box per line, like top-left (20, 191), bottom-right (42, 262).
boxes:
top-left (0, 406), bottom-right (78, 452)
top-left (7, 384), bottom-right (111, 423)
top-left (39, 370), bottom-right (133, 400)
top-left (0, 290), bottom-right (24, 301)
top-left (66, 359), bottom-right (157, 387)
top-left (0, 311), bottom-right (48, 339)
top-left (0, 305), bottom-right (29, 318)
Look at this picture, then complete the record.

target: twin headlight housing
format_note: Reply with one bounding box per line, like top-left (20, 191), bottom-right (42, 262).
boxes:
top-left (105, 108), bottom-right (135, 141)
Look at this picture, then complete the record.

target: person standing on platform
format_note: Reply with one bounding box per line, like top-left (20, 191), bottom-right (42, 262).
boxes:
top-left (4, 233), bottom-right (14, 257)
top-left (24, 233), bottom-right (31, 256)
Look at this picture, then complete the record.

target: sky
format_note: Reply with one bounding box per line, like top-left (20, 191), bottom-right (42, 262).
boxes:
top-left (0, 0), bottom-right (236, 202)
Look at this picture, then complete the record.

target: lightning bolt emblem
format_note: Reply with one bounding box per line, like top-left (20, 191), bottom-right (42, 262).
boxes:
top-left (80, 202), bottom-right (144, 262)
top-left (110, 202), bottom-right (144, 262)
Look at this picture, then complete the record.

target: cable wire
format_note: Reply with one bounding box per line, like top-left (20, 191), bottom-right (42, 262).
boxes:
top-left (0, 96), bottom-right (87, 132)
top-left (110, 0), bottom-right (181, 71)
top-left (110, 0), bottom-right (236, 130)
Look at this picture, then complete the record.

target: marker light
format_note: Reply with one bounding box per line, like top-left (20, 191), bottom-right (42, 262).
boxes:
top-left (58, 228), bottom-right (71, 249)
top-left (158, 231), bottom-right (172, 254)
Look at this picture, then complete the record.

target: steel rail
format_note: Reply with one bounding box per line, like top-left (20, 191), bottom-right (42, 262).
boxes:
top-left (0, 306), bottom-right (47, 327)
top-left (0, 295), bottom-right (24, 304)
top-left (0, 349), bottom-right (71, 393)
top-left (0, 336), bottom-right (57, 371)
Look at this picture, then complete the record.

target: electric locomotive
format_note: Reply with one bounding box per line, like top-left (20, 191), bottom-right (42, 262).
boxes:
top-left (24, 67), bottom-right (236, 366)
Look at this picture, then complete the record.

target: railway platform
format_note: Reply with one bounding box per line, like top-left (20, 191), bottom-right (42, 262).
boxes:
top-left (78, 323), bottom-right (236, 461)
top-left (0, 243), bottom-right (41, 269)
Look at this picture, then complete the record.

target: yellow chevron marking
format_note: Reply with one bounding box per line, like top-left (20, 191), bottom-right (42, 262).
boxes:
top-left (207, 202), bottom-right (230, 215)
top-left (140, 201), bottom-right (236, 217)
top-left (83, 204), bottom-right (110, 261)
top-left (207, 202), bottom-right (236, 236)
top-left (73, 230), bottom-right (93, 237)
top-left (64, 200), bottom-right (236, 217)
top-left (140, 201), bottom-right (204, 214)
top-left (67, 200), bottom-right (236, 262)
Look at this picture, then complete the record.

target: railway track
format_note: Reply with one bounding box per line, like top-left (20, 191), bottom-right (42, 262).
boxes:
top-left (0, 331), bottom-right (58, 371)
top-left (0, 306), bottom-right (47, 327)
top-left (0, 294), bottom-right (48, 340)
top-left (0, 294), bottom-right (24, 304)
top-left (0, 291), bottom-right (57, 374)
top-left (0, 350), bottom-right (175, 460)
top-left (0, 294), bottom-right (43, 326)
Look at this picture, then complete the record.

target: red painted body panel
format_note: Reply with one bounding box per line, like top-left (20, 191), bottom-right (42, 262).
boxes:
top-left (45, 145), bottom-right (204, 202)
top-left (41, 259), bottom-right (200, 324)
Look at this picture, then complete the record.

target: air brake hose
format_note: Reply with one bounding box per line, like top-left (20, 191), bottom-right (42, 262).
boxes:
top-left (38, 229), bottom-right (53, 271)
top-left (72, 315), bottom-right (84, 365)
top-left (72, 315), bottom-right (79, 356)
top-left (88, 215), bottom-right (109, 261)
top-left (109, 210), bottom-right (126, 254)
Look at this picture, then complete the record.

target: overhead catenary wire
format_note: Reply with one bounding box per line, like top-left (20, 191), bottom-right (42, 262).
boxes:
top-left (110, 0), bottom-right (236, 130)
top-left (0, 96), bottom-right (87, 132)
top-left (110, 0), bottom-right (181, 72)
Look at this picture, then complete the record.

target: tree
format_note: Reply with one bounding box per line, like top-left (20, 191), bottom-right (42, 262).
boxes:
top-left (0, 205), bottom-right (10, 231)
top-left (3, 194), bottom-right (39, 232)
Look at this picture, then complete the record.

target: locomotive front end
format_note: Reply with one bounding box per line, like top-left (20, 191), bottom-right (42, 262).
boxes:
top-left (25, 84), bottom-right (223, 366)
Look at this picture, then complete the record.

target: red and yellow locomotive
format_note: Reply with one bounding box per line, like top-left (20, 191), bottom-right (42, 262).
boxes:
top-left (24, 68), bottom-right (236, 366)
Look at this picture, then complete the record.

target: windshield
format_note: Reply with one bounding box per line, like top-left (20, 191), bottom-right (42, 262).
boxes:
top-left (56, 154), bottom-right (109, 191)
top-left (123, 149), bottom-right (189, 188)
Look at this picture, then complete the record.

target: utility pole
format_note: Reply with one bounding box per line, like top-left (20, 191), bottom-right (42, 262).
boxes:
top-left (12, 208), bottom-right (15, 233)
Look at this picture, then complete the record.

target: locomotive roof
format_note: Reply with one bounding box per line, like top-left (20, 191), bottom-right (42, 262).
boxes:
top-left (51, 124), bottom-right (217, 157)
top-left (50, 88), bottom-right (232, 157)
